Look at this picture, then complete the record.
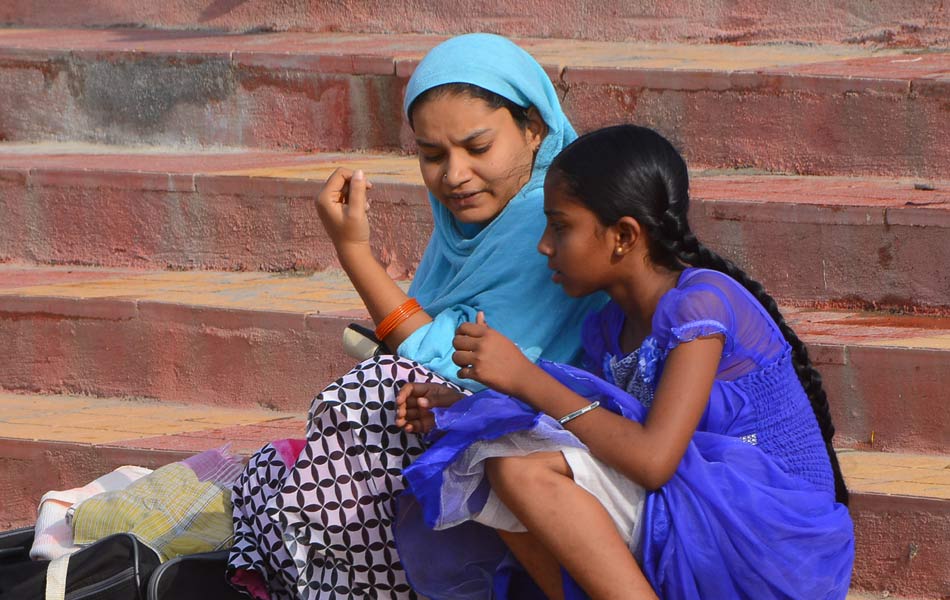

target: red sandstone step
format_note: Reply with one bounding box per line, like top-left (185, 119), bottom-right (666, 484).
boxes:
top-left (0, 1), bottom-right (946, 47)
top-left (0, 390), bottom-right (946, 597)
top-left (0, 390), bottom-right (304, 529)
top-left (839, 451), bottom-right (950, 599)
top-left (0, 264), bottom-right (946, 453)
top-left (1, 145), bottom-right (947, 311)
top-left (0, 29), bottom-right (947, 177)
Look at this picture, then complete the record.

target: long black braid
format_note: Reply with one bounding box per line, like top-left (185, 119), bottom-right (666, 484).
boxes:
top-left (550, 124), bottom-right (849, 506)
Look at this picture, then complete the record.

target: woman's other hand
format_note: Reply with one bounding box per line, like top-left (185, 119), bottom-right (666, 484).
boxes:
top-left (453, 312), bottom-right (537, 395)
top-left (315, 167), bottom-right (432, 348)
top-left (395, 382), bottom-right (465, 434)
top-left (316, 167), bottom-right (374, 256)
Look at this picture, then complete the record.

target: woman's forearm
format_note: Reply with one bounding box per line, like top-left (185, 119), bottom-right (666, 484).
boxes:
top-left (338, 243), bottom-right (432, 349)
top-left (316, 167), bottom-right (432, 350)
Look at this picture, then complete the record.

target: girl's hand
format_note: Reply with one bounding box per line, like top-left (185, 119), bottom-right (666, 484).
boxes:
top-left (315, 168), bottom-right (374, 255)
top-left (395, 382), bottom-right (465, 434)
top-left (453, 312), bottom-right (537, 396)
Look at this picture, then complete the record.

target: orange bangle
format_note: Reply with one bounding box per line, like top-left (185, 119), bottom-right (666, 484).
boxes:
top-left (375, 298), bottom-right (423, 341)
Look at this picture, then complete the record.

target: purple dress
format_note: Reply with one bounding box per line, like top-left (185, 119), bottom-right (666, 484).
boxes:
top-left (395, 268), bottom-right (855, 599)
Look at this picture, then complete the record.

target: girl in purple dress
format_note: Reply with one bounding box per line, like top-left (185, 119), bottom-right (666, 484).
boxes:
top-left (395, 125), bottom-right (855, 599)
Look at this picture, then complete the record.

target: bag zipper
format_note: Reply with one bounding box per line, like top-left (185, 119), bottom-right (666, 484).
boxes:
top-left (65, 566), bottom-right (136, 600)
top-left (64, 534), bottom-right (157, 600)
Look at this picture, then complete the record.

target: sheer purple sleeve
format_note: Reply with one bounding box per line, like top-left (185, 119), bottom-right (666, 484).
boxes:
top-left (652, 279), bottom-right (736, 356)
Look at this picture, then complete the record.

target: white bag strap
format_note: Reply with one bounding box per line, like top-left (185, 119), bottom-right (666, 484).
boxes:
top-left (45, 553), bottom-right (70, 600)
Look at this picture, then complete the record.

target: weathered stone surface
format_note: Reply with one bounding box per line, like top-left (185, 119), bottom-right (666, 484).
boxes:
top-left (0, 266), bottom-right (946, 453)
top-left (0, 30), bottom-right (947, 176)
top-left (0, 0), bottom-right (946, 47)
top-left (2, 147), bottom-right (947, 311)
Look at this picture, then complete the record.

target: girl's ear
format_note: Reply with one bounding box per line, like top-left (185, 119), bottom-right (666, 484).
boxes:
top-left (525, 107), bottom-right (547, 152)
top-left (612, 216), bottom-right (642, 256)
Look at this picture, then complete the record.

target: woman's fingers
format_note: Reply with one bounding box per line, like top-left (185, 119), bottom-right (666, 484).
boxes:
top-left (315, 167), bottom-right (374, 247)
top-left (316, 167), bottom-right (372, 209)
top-left (317, 168), bottom-right (352, 204)
top-left (347, 170), bottom-right (369, 216)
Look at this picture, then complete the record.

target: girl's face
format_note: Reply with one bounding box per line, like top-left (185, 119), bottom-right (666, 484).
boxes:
top-left (538, 176), bottom-right (616, 297)
top-left (412, 93), bottom-right (544, 224)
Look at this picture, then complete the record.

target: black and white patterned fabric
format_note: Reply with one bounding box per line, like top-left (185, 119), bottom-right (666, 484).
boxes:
top-left (229, 356), bottom-right (464, 599)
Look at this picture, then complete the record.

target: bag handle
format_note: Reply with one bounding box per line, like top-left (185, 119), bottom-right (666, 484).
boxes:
top-left (45, 554), bottom-right (70, 600)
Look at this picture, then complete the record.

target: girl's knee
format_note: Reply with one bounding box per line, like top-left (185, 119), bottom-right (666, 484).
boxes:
top-left (484, 456), bottom-right (520, 490)
top-left (486, 452), bottom-right (572, 495)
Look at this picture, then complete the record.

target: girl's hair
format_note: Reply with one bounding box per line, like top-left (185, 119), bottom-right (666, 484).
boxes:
top-left (407, 83), bottom-right (531, 130)
top-left (550, 124), bottom-right (849, 506)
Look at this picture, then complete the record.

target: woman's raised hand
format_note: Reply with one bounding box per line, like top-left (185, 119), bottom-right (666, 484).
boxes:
top-left (315, 168), bottom-right (374, 255)
top-left (395, 382), bottom-right (465, 434)
top-left (453, 312), bottom-right (536, 396)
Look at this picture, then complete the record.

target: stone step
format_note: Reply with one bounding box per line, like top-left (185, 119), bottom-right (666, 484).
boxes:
top-left (0, 264), bottom-right (946, 453)
top-left (848, 594), bottom-right (943, 600)
top-left (0, 1), bottom-right (946, 47)
top-left (0, 391), bottom-right (945, 597)
top-left (0, 29), bottom-right (947, 177)
top-left (840, 450), bottom-right (950, 599)
top-left (0, 266), bottom-right (366, 412)
top-left (1, 145), bottom-right (947, 311)
top-left (0, 390), bottom-right (304, 529)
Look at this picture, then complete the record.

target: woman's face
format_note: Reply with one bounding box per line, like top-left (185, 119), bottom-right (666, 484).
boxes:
top-left (412, 93), bottom-right (544, 224)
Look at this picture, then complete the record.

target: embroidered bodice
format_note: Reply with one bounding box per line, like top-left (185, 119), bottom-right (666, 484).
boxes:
top-left (605, 347), bottom-right (656, 408)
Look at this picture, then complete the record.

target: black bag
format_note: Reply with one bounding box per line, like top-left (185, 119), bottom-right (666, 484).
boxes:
top-left (0, 527), bottom-right (46, 594)
top-left (0, 527), bottom-right (160, 600)
top-left (146, 550), bottom-right (246, 600)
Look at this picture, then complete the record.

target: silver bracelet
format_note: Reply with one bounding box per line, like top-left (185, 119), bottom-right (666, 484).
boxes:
top-left (558, 400), bottom-right (601, 425)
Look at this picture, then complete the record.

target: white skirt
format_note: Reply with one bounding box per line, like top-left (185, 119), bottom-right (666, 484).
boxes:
top-left (469, 430), bottom-right (646, 555)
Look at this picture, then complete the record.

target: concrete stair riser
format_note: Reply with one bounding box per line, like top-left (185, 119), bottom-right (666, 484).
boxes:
top-left (814, 345), bottom-right (950, 454)
top-left (1, 1), bottom-right (947, 47)
top-left (0, 52), bottom-right (407, 154)
top-left (0, 389), bottom-right (308, 529)
top-left (0, 287), bottom-right (946, 453)
top-left (0, 31), bottom-right (947, 177)
top-left (558, 64), bottom-right (950, 179)
top-left (0, 302), bottom-right (359, 412)
top-left (0, 438), bottom-right (194, 530)
top-left (0, 168), bottom-right (433, 276)
top-left (849, 493), bottom-right (950, 598)
top-left (2, 155), bottom-right (947, 310)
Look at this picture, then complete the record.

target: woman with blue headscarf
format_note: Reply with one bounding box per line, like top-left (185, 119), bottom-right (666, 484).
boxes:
top-left (227, 34), bottom-right (605, 599)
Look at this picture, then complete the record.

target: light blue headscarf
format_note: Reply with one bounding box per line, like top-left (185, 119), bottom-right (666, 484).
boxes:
top-left (398, 33), bottom-right (607, 390)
